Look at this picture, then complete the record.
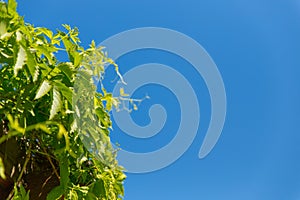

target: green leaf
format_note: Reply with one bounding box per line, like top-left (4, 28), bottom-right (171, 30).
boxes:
top-left (62, 24), bottom-right (71, 31)
top-left (53, 81), bottom-right (73, 104)
top-left (102, 94), bottom-right (119, 111)
top-left (36, 27), bottom-right (53, 39)
top-left (20, 185), bottom-right (26, 197)
top-left (8, 0), bottom-right (17, 14)
top-left (0, 21), bottom-right (7, 36)
top-left (34, 45), bottom-right (55, 65)
top-left (50, 86), bottom-right (62, 120)
top-left (117, 173), bottom-right (126, 182)
top-left (0, 157), bottom-right (6, 179)
top-left (25, 48), bottom-right (38, 81)
top-left (14, 46), bottom-right (27, 76)
top-left (69, 190), bottom-right (78, 200)
top-left (85, 192), bottom-right (98, 200)
top-left (91, 180), bottom-right (105, 197)
top-left (59, 153), bottom-right (69, 190)
top-left (35, 80), bottom-right (52, 99)
top-left (46, 186), bottom-right (64, 200)
top-left (24, 190), bottom-right (30, 200)
top-left (57, 63), bottom-right (74, 82)
top-left (61, 36), bottom-right (82, 67)
top-left (12, 184), bottom-right (30, 200)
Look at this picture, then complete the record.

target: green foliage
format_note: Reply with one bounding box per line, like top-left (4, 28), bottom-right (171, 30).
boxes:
top-left (0, 0), bottom-right (125, 199)
top-left (13, 184), bottom-right (30, 200)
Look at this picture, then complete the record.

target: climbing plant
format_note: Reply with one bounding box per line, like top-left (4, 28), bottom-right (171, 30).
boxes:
top-left (0, 0), bottom-right (126, 199)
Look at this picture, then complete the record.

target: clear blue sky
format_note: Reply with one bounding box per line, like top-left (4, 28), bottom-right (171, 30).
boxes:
top-left (18, 0), bottom-right (300, 199)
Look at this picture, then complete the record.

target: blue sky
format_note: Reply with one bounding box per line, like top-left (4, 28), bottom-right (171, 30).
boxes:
top-left (18, 0), bottom-right (300, 199)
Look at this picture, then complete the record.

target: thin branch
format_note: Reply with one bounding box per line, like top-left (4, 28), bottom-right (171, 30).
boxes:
top-left (17, 147), bottom-right (31, 183)
top-left (40, 145), bottom-right (60, 180)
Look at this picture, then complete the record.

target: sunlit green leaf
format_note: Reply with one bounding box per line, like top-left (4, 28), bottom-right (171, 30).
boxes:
top-left (35, 80), bottom-right (52, 99)
top-left (36, 27), bottom-right (53, 39)
top-left (50, 86), bottom-right (62, 120)
top-left (8, 0), bottom-right (17, 14)
top-left (0, 21), bottom-right (7, 36)
top-left (57, 63), bottom-right (74, 81)
top-left (14, 46), bottom-right (27, 76)
top-left (69, 190), bottom-right (78, 200)
top-left (34, 45), bottom-right (55, 65)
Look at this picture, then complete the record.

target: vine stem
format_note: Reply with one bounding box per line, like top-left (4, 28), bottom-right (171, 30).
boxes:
top-left (17, 147), bottom-right (31, 183)
top-left (41, 145), bottom-right (60, 180)
top-left (35, 133), bottom-right (60, 180)
top-left (6, 146), bottom-right (32, 200)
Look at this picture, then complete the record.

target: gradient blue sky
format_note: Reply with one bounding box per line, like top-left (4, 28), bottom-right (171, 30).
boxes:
top-left (18, 0), bottom-right (300, 199)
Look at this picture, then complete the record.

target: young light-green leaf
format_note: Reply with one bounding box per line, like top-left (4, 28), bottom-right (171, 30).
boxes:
top-left (0, 21), bottom-right (7, 36)
top-left (7, 0), bottom-right (17, 14)
top-left (50, 86), bottom-right (62, 120)
top-left (35, 80), bottom-right (52, 99)
top-left (36, 27), bottom-right (53, 39)
top-left (14, 46), bottom-right (27, 76)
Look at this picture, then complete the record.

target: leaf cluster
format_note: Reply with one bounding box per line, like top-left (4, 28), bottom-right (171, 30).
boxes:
top-left (0, 0), bottom-right (125, 199)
